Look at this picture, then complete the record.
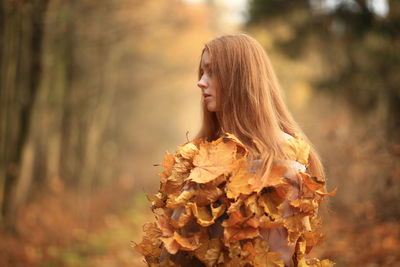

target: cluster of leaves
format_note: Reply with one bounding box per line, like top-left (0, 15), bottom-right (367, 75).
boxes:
top-left (134, 133), bottom-right (336, 266)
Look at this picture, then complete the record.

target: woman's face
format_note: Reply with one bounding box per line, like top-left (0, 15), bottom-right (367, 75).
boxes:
top-left (197, 50), bottom-right (221, 112)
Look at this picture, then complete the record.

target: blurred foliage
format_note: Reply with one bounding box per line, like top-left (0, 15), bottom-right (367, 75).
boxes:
top-left (247, 0), bottom-right (400, 142)
top-left (0, 0), bottom-right (212, 231)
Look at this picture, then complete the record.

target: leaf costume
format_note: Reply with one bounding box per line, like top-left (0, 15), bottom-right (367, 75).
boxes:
top-left (134, 132), bottom-right (336, 267)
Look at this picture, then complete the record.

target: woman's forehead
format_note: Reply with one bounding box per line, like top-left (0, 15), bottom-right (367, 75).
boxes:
top-left (201, 50), bottom-right (211, 68)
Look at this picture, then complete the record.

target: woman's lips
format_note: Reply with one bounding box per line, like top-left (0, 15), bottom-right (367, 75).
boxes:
top-left (203, 95), bottom-right (212, 101)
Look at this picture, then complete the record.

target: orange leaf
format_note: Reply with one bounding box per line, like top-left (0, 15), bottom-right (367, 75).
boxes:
top-left (300, 172), bottom-right (325, 192)
top-left (188, 138), bottom-right (237, 184)
top-left (249, 164), bottom-right (287, 193)
top-left (226, 158), bottom-right (255, 200)
top-left (224, 225), bottom-right (259, 243)
top-left (159, 153), bottom-right (175, 182)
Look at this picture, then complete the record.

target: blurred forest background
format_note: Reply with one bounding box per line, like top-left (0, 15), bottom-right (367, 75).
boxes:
top-left (0, 0), bottom-right (399, 266)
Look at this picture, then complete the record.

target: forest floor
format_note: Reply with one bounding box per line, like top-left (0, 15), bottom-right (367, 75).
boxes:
top-left (0, 182), bottom-right (399, 267)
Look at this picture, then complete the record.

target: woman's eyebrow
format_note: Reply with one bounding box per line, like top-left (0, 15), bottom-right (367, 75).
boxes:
top-left (201, 63), bottom-right (211, 69)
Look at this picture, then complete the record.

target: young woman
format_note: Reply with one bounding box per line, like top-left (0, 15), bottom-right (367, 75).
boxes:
top-left (195, 33), bottom-right (326, 267)
top-left (135, 33), bottom-right (331, 267)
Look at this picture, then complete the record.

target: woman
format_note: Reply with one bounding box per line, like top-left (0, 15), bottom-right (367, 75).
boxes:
top-left (194, 33), bottom-right (326, 267)
top-left (135, 33), bottom-right (332, 267)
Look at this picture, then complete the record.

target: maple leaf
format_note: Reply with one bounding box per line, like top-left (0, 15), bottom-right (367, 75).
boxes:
top-left (156, 214), bottom-right (174, 237)
top-left (258, 191), bottom-right (285, 220)
top-left (188, 138), bottom-right (237, 184)
top-left (303, 231), bottom-right (324, 252)
top-left (226, 158), bottom-right (255, 200)
top-left (222, 132), bottom-right (248, 156)
top-left (259, 215), bottom-right (284, 229)
top-left (243, 193), bottom-right (265, 217)
top-left (284, 214), bottom-right (308, 244)
top-left (222, 211), bottom-right (260, 243)
top-left (249, 164), bottom-right (287, 193)
top-left (170, 206), bottom-right (192, 228)
top-left (161, 231), bottom-right (202, 254)
top-left (159, 153), bottom-right (175, 182)
top-left (177, 142), bottom-right (199, 160)
top-left (187, 202), bottom-right (225, 227)
top-left (166, 187), bottom-right (196, 209)
top-left (295, 239), bottom-right (334, 266)
top-left (146, 192), bottom-right (166, 210)
top-left (300, 172), bottom-right (325, 192)
top-left (194, 237), bottom-right (224, 267)
top-left (284, 136), bottom-right (311, 166)
top-left (134, 222), bottom-right (162, 256)
top-left (290, 198), bottom-right (319, 215)
top-left (194, 183), bottom-right (224, 206)
top-left (136, 132), bottom-right (336, 266)
top-left (253, 238), bottom-right (285, 267)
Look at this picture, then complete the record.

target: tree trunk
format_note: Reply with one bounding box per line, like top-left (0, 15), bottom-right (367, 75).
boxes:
top-left (0, 0), bottom-right (49, 232)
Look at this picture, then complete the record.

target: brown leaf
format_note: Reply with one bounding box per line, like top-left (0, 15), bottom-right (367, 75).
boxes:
top-left (156, 215), bottom-right (174, 237)
top-left (146, 192), bottom-right (166, 210)
top-left (170, 206), bottom-right (192, 228)
top-left (194, 237), bottom-right (224, 267)
top-left (134, 222), bottom-right (162, 257)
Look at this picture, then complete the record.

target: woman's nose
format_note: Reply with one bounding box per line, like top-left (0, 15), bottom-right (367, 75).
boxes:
top-left (197, 77), bottom-right (207, 89)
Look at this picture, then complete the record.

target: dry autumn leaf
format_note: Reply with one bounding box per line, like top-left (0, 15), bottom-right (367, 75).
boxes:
top-left (188, 139), bottom-right (237, 184)
top-left (134, 132), bottom-right (335, 266)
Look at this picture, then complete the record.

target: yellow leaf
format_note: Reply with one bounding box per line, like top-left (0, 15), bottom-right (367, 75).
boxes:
top-left (283, 214), bottom-right (307, 244)
top-left (194, 183), bottom-right (224, 206)
top-left (177, 142), bottom-right (199, 160)
top-left (284, 135), bottom-right (311, 166)
top-left (253, 238), bottom-right (284, 267)
top-left (187, 202), bottom-right (226, 227)
top-left (258, 192), bottom-right (285, 220)
top-left (160, 231), bottom-right (202, 254)
top-left (166, 187), bottom-right (196, 209)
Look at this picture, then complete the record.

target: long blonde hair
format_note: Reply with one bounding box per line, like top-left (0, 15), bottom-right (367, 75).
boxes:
top-left (195, 33), bottom-right (326, 181)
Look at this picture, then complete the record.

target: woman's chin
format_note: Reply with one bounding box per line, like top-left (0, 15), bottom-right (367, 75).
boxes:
top-left (207, 106), bottom-right (217, 112)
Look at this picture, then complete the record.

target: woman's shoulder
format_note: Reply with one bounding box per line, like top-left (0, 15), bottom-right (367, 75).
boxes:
top-left (281, 131), bottom-right (310, 166)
